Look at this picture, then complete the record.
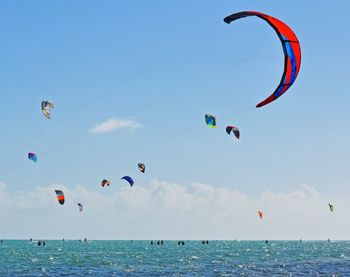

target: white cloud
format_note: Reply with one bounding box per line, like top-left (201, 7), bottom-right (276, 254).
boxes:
top-left (0, 181), bottom-right (347, 240)
top-left (89, 118), bottom-right (141, 134)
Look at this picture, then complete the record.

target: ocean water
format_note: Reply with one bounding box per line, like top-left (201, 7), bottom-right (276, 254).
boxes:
top-left (0, 240), bottom-right (349, 276)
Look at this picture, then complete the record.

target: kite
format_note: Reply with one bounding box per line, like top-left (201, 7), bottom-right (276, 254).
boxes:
top-left (28, 152), bottom-right (37, 163)
top-left (101, 179), bottom-right (111, 187)
top-left (224, 11), bottom-right (301, 108)
top-left (205, 114), bottom-right (216, 128)
top-left (328, 204), bottom-right (334, 212)
top-left (121, 176), bottom-right (134, 187)
top-left (78, 203), bottom-right (83, 212)
top-left (55, 190), bottom-right (65, 205)
top-left (226, 126), bottom-right (240, 140)
top-left (41, 100), bottom-right (54, 119)
top-left (258, 210), bottom-right (263, 220)
top-left (138, 163), bottom-right (145, 173)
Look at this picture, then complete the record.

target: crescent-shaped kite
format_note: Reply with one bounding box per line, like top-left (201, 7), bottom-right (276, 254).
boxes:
top-left (224, 11), bottom-right (301, 108)
top-left (226, 126), bottom-right (240, 140)
top-left (121, 176), bottom-right (134, 187)
top-left (101, 179), bottom-right (111, 187)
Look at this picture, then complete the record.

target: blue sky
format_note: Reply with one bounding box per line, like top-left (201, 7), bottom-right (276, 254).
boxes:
top-left (0, 1), bottom-right (350, 239)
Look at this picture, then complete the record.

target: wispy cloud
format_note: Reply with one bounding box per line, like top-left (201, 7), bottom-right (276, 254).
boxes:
top-left (0, 181), bottom-right (345, 240)
top-left (89, 118), bottom-right (141, 134)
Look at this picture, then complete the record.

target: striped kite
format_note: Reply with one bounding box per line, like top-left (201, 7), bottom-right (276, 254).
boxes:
top-left (224, 11), bottom-right (301, 108)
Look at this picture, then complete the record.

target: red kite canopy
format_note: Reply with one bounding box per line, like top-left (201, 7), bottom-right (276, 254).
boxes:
top-left (224, 11), bottom-right (301, 108)
top-left (55, 190), bottom-right (65, 205)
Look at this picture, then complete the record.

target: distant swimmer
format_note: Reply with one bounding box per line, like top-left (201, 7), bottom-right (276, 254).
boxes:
top-left (178, 241), bottom-right (181, 245)
top-left (43, 241), bottom-right (46, 246)
top-left (182, 241), bottom-right (185, 245)
top-left (38, 241), bottom-right (41, 246)
top-left (202, 240), bottom-right (205, 245)
top-left (0, 240), bottom-right (2, 243)
top-left (327, 238), bottom-right (330, 242)
top-left (299, 239), bottom-right (302, 242)
top-left (30, 238), bottom-right (32, 242)
top-left (206, 240), bottom-right (209, 244)
top-left (265, 240), bottom-right (269, 244)
top-left (161, 240), bottom-right (164, 245)
top-left (63, 238), bottom-right (65, 242)
top-left (79, 239), bottom-right (82, 242)
top-left (84, 238), bottom-right (87, 243)
top-left (157, 241), bottom-right (160, 245)
top-left (151, 241), bottom-right (153, 245)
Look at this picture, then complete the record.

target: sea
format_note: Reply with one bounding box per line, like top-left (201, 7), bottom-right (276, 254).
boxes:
top-left (0, 240), bottom-right (349, 276)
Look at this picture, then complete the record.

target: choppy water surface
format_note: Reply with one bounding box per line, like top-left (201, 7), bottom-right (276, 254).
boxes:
top-left (0, 240), bottom-right (349, 276)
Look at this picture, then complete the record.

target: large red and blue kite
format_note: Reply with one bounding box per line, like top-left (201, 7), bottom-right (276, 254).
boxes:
top-left (224, 11), bottom-right (301, 108)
